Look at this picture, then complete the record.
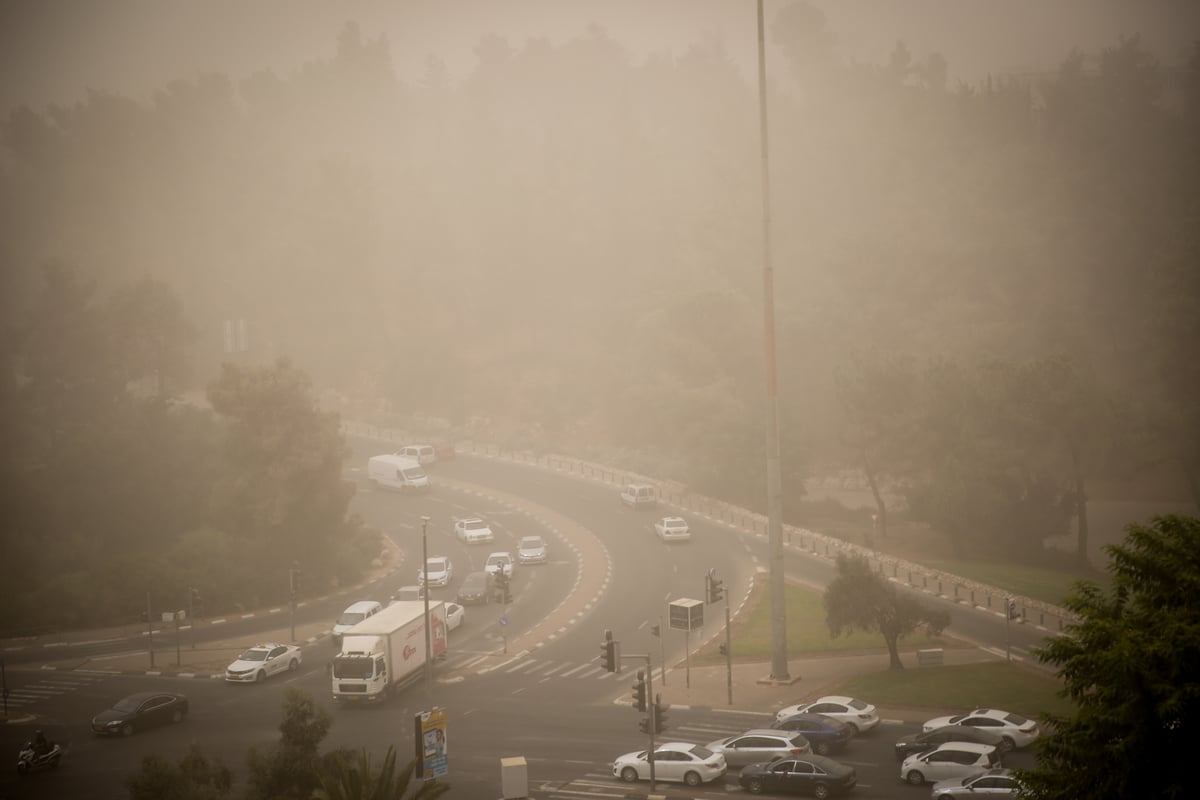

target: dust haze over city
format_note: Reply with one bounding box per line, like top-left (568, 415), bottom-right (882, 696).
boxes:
top-left (1, 2), bottom-right (1198, 798)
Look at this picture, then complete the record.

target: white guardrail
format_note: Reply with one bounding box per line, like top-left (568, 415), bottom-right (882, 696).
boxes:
top-left (343, 421), bottom-right (1080, 634)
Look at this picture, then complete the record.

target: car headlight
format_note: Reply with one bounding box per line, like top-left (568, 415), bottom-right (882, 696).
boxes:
top-left (106, 720), bottom-right (123, 728)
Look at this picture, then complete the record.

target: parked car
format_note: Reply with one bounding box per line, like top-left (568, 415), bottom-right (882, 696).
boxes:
top-left (612, 742), bottom-right (726, 787)
top-left (418, 556), bottom-right (453, 587)
top-left (432, 440), bottom-right (456, 460)
top-left (654, 516), bottom-right (691, 542)
top-left (931, 768), bottom-right (1022, 799)
top-left (484, 551), bottom-right (515, 579)
top-left (332, 600), bottom-right (383, 645)
top-left (225, 643), bottom-right (302, 683)
top-left (922, 708), bottom-right (1040, 750)
top-left (456, 571), bottom-right (493, 606)
top-left (775, 695), bottom-right (880, 734)
top-left (772, 713), bottom-right (855, 755)
top-left (92, 691), bottom-right (189, 736)
top-left (444, 602), bottom-right (465, 631)
top-left (737, 754), bottom-right (857, 797)
top-left (516, 535), bottom-right (548, 564)
top-left (705, 730), bottom-right (812, 768)
top-left (899, 741), bottom-right (999, 786)
top-left (454, 516), bottom-right (495, 544)
top-left (620, 483), bottom-right (657, 509)
top-left (893, 725), bottom-right (1009, 761)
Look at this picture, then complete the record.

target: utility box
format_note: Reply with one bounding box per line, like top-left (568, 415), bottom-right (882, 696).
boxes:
top-left (668, 598), bottom-right (704, 632)
top-left (500, 756), bottom-right (528, 799)
top-left (916, 648), bottom-right (944, 667)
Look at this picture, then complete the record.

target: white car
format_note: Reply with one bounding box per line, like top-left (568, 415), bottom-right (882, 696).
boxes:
top-left (654, 516), bottom-right (691, 542)
top-left (331, 600), bottom-right (383, 645)
top-left (455, 517), bottom-right (495, 544)
top-left (444, 602), bottom-right (465, 631)
top-left (225, 642), bottom-right (302, 683)
top-left (395, 444), bottom-right (437, 466)
top-left (775, 695), bottom-right (880, 734)
top-left (900, 741), bottom-right (999, 786)
top-left (612, 742), bottom-right (727, 787)
top-left (418, 556), bottom-right (452, 587)
top-left (516, 535), bottom-right (548, 564)
top-left (484, 552), bottom-right (514, 578)
top-left (922, 709), bottom-right (1040, 750)
top-left (390, 585), bottom-right (425, 604)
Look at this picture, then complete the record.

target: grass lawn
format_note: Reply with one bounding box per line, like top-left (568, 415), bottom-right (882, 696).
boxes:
top-left (836, 661), bottom-right (1073, 718)
top-left (692, 581), bottom-right (950, 664)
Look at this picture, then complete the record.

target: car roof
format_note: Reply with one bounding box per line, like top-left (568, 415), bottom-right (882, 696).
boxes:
top-left (343, 600), bottom-right (381, 613)
top-left (518, 535), bottom-right (544, 544)
top-left (459, 516), bottom-right (484, 523)
top-left (929, 741), bottom-right (995, 754)
top-left (626, 482), bottom-right (654, 489)
top-left (425, 555), bottom-right (449, 564)
top-left (815, 695), bottom-right (858, 705)
top-left (660, 516), bottom-right (685, 524)
top-left (121, 690), bottom-right (180, 702)
top-left (248, 642), bottom-right (284, 650)
top-left (780, 712), bottom-right (842, 725)
top-left (487, 552), bottom-right (511, 559)
top-left (657, 742), bottom-right (701, 753)
top-left (740, 729), bottom-right (802, 738)
top-left (463, 571), bottom-right (488, 581)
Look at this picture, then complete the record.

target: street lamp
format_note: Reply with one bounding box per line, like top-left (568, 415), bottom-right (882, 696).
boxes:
top-left (421, 515), bottom-right (432, 691)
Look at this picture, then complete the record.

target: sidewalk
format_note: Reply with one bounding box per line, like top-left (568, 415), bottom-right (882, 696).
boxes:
top-left (650, 646), bottom-right (1003, 723)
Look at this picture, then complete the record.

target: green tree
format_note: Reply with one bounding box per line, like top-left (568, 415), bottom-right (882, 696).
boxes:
top-left (1018, 515), bottom-right (1200, 799)
top-left (314, 746), bottom-right (449, 800)
top-left (244, 688), bottom-right (333, 800)
top-left (823, 553), bottom-right (950, 670)
top-left (127, 744), bottom-right (232, 800)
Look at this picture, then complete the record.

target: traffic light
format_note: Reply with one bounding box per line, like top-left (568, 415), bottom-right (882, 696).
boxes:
top-left (638, 716), bottom-right (651, 734)
top-left (1007, 598), bottom-right (1019, 620)
top-left (650, 624), bottom-right (660, 638)
top-left (290, 564), bottom-right (302, 596)
top-left (631, 669), bottom-right (647, 712)
top-left (190, 587), bottom-right (202, 604)
top-left (706, 569), bottom-right (723, 604)
top-left (653, 694), bottom-right (669, 733)
top-left (719, 642), bottom-right (728, 657)
top-left (600, 629), bottom-right (618, 672)
top-left (495, 572), bottom-right (512, 604)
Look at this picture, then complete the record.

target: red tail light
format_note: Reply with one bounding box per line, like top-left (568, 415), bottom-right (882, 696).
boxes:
top-left (789, 749), bottom-right (805, 755)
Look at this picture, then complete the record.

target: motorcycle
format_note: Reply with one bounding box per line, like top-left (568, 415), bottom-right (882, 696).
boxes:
top-left (17, 741), bottom-right (62, 775)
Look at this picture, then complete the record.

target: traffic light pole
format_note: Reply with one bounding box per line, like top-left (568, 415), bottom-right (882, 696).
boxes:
top-left (657, 615), bottom-right (666, 687)
top-left (725, 601), bottom-right (733, 705)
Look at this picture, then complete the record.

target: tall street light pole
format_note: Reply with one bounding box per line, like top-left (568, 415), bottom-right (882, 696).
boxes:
top-left (757, 0), bottom-right (790, 682)
top-left (421, 515), bottom-right (432, 692)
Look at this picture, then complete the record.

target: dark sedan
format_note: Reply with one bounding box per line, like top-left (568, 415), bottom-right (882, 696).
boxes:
top-left (738, 754), bottom-right (857, 798)
top-left (92, 691), bottom-right (189, 736)
top-left (456, 571), bottom-right (493, 606)
top-left (894, 724), bottom-right (1009, 761)
top-left (773, 713), bottom-right (855, 755)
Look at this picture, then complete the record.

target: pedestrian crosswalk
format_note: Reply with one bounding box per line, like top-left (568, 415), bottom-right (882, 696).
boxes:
top-left (2, 672), bottom-right (108, 709)
top-left (437, 652), bottom-right (667, 684)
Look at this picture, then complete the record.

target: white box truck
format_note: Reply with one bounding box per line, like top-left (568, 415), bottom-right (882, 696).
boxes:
top-left (367, 454), bottom-right (430, 493)
top-left (331, 600), bottom-right (448, 703)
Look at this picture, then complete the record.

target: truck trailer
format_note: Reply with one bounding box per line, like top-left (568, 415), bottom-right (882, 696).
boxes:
top-left (331, 600), bottom-right (447, 703)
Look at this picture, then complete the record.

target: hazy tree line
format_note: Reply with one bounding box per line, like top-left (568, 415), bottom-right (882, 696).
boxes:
top-left (0, 267), bottom-right (375, 634)
top-left (2, 5), bottom-right (1198, 610)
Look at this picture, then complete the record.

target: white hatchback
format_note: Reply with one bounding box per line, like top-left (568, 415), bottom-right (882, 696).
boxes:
top-left (484, 552), bottom-right (514, 578)
top-left (418, 556), bottom-right (452, 587)
top-left (900, 742), bottom-right (999, 786)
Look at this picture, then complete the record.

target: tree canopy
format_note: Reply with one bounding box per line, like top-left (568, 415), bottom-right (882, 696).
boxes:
top-left (1017, 514), bottom-right (1200, 799)
top-left (823, 553), bottom-right (951, 670)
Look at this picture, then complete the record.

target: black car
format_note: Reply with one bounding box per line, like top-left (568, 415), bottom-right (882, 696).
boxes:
top-left (456, 571), bottom-right (493, 606)
top-left (894, 725), bottom-right (1008, 760)
top-left (92, 691), bottom-right (189, 736)
top-left (773, 713), bottom-right (855, 755)
top-left (738, 754), bottom-right (857, 798)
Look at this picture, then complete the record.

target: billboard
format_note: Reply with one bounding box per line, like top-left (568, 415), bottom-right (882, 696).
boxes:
top-left (415, 706), bottom-right (448, 780)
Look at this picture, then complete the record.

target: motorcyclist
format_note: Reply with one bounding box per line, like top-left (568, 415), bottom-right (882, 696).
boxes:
top-left (32, 730), bottom-right (52, 756)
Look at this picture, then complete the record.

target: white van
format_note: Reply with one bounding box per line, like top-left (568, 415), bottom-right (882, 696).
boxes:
top-left (621, 483), bottom-right (658, 509)
top-left (332, 600), bottom-right (383, 645)
top-left (396, 444), bottom-right (437, 466)
top-left (367, 454), bottom-right (430, 493)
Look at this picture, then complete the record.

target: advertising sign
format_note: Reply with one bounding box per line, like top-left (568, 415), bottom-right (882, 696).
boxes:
top-left (415, 707), bottom-right (448, 780)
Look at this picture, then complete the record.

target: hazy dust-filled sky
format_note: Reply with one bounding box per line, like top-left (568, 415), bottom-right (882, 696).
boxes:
top-left (3, 0), bottom-right (1199, 114)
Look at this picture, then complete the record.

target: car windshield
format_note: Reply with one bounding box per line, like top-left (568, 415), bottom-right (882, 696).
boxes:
top-left (238, 649), bottom-right (270, 662)
top-left (847, 698), bottom-right (868, 710)
top-left (336, 612), bottom-right (365, 626)
top-left (463, 520), bottom-right (485, 529)
top-left (948, 714), bottom-right (967, 724)
top-left (113, 696), bottom-right (144, 712)
top-left (332, 657), bottom-right (374, 679)
top-left (1003, 713), bottom-right (1030, 725)
top-left (519, 537), bottom-right (543, 549)
top-left (487, 556), bottom-right (506, 565)
top-left (463, 575), bottom-right (486, 590)
top-left (426, 558), bottom-right (447, 571)
top-left (686, 746), bottom-right (715, 759)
